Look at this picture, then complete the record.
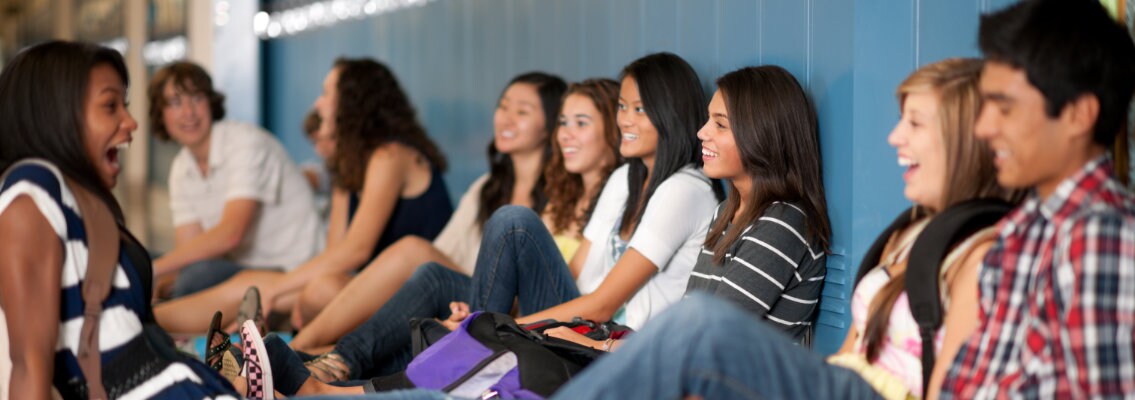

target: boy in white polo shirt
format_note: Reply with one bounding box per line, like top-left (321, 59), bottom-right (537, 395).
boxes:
top-left (149, 62), bottom-right (321, 298)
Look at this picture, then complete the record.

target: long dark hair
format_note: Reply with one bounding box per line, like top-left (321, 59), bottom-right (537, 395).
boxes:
top-left (476, 72), bottom-right (567, 229)
top-left (0, 41), bottom-right (128, 222)
top-left (618, 53), bottom-right (725, 236)
top-left (330, 57), bottom-right (447, 192)
top-left (544, 78), bottom-right (623, 234)
top-left (705, 66), bottom-right (832, 264)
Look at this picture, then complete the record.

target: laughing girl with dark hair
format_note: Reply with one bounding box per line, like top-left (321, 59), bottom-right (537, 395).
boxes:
top-left (542, 78), bottom-right (625, 261)
top-left (0, 40), bottom-right (240, 399)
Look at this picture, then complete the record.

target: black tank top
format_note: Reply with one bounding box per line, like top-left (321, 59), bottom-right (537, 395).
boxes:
top-left (348, 166), bottom-right (453, 266)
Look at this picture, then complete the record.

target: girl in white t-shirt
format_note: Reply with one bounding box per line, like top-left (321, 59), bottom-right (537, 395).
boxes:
top-left (448, 52), bottom-right (726, 331)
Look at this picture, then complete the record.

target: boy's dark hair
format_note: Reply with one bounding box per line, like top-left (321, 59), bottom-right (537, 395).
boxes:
top-left (979, 0), bottom-right (1135, 146)
top-left (147, 61), bottom-right (227, 141)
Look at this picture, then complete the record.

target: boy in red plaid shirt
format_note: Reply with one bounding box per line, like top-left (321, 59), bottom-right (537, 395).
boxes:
top-left (941, 0), bottom-right (1135, 398)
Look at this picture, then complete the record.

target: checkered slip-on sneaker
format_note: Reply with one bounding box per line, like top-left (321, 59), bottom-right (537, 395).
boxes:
top-left (240, 320), bottom-right (274, 399)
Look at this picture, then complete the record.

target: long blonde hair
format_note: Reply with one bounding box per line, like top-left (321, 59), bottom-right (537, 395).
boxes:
top-left (862, 58), bottom-right (1025, 362)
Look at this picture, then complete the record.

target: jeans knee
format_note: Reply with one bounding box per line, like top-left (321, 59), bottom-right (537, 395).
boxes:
top-left (484, 206), bottom-right (541, 238)
top-left (172, 259), bottom-right (234, 297)
top-left (654, 294), bottom-right (751, 332)
top-left (410, 261), bottom-right (446, 281)
top-left (180, 259), bottom-right (217, 275)
top-left (409, 262), bottom-right (464, 293)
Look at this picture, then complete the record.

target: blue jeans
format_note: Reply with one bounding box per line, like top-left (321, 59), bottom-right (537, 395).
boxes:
top-left (551, 294), bottom-right (883, 400)
top-left (293, 390), bottom-right (452, 400)
top-left (265, 322), bottom-right (450, 399)
top-left (468, 206), bottom-right (580, 313)
top-left (333, 262), bottom-right (472, 379)
top-left (172, 258), bottom-right (245, 297)
top-left (332, 206), bottom-right (578, 381)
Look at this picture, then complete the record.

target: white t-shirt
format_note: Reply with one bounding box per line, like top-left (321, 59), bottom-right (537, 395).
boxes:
top-left (168, 120), bottom-right (321, 270)
top-left (433, 174), bottom-right (488, 275)
top-left (577, 164), bottom-right (718, 330)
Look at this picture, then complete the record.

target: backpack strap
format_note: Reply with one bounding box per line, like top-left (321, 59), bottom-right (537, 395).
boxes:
top-left (409, 318), bottom-right (453, 357)
top-left (66, 179), bottom-right (121, 400)
top-left (904, 198), bottom-right (1011, 398)
top-left (854, 207), bottom-right (915, 285)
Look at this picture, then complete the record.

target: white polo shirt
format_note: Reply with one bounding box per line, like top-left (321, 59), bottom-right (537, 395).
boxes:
top-left (168, 120), bottom-right (321, 270)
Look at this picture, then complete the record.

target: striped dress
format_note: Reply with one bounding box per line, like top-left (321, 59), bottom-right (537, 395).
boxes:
top-left (684, 202), bottom-right (827, 343)
top-left (0, 159), bottom-right (236, 399)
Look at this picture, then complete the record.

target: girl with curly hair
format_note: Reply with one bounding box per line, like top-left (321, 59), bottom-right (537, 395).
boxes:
top-left (286, 77), bottom-right (625, 354)
top-left (155, 58), bottom-right (455, 335)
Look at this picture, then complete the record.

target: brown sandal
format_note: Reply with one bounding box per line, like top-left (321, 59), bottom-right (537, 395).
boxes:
top-left (304, 352), bottom-right (350, 383)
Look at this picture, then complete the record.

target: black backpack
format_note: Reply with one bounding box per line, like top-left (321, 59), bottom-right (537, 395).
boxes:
top-left (854, 199), bottom-right (1012, 398)
top-left (367, 313), bottom-right (604, 398)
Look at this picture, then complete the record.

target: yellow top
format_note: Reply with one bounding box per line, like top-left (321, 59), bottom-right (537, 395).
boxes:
top-left (553, 234), bottom-right (581, 263)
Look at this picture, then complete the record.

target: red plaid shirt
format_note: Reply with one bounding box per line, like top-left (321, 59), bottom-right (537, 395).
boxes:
top-left (942, 156), bottom-right (1135, 399)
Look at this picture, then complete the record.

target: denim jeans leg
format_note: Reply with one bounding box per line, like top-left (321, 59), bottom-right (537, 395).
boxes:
top-left (333, 262), bottom-right (471, 380)
top-left (469, 206), bottom-right (580, 315)
top-left (292, 389), bottom-right (452, 400)
top-left (264, 333), bottom-right (310, 396)
top-left (171, 258), bottom-right (245, 298)
top-left (552, 294), bottom-right (883, 400)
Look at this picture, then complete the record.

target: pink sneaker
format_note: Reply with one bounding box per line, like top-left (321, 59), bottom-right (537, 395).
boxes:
top-left (240, 320), bottom-right (274, 399)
